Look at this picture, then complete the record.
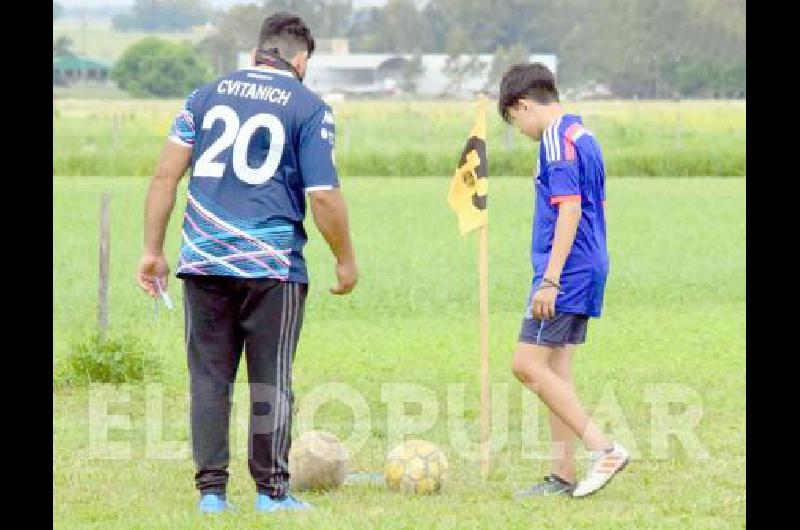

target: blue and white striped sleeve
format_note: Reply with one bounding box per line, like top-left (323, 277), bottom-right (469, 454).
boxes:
top-left (168, 90), bottom-right (198, 147)
top-left (543, 118), bottom-right (582, 204)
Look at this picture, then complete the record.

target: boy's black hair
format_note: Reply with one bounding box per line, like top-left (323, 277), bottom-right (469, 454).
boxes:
top-left (258, 12), bottom-right (316, 60)
top-left (498, 63), bottom-right (559, 123)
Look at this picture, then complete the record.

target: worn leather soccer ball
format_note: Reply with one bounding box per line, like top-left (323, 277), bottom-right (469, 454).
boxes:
top-left (289, 430), bottom-right (349, 491)
top-left (385, 439), bottom-right (448, 494)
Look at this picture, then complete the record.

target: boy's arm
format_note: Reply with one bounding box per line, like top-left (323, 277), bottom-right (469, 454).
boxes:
top-left (532, 201), bottom-right (581, 319)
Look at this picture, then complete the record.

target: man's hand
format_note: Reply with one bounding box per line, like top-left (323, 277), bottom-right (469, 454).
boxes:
top-left (137, 253), bottom-right (170, 298)
top-left (330, 259), bottom-right (357, 295)
top-left (531, 285), bottom-right (557, 320)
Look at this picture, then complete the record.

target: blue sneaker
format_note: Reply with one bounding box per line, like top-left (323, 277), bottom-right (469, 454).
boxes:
top-left (198, 493), bottom-right (232, 513)
top-left (255, 493), bottom-right (311, 512)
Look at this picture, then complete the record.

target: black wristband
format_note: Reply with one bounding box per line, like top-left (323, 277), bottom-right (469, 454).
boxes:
top-left (542, 277), bottom-right (562, 291)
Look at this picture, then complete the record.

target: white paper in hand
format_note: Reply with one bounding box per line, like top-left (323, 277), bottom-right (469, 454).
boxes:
top-left (155, 277), bottom-right (173, 310)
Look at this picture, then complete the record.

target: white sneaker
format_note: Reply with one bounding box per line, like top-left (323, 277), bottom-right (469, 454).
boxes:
top-left (572, 441), bottom-right (629, 498)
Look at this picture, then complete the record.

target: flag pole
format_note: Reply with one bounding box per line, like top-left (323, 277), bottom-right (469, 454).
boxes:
top-left (478, 222), bottom-right (490, 477)
top-left (447, 94), bottom-right (491, 476)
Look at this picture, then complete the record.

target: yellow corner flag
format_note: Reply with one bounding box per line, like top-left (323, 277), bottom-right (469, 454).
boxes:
top-left (447, 96), bottom-right (488, 235)
top-left (447, 97), bottom-right (493, 477)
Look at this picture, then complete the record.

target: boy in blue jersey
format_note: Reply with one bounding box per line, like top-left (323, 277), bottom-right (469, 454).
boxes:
top-left (136, 13), bottom-right (357, 513)
top-left (498, 63), bottom-right (629, 498)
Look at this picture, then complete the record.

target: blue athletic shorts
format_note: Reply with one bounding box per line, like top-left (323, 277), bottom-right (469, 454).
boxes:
top-left (519, 313), bottom-right (589, 346)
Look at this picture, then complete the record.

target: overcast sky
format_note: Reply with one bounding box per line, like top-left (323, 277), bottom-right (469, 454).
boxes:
top-left (58, 0), bottom-right (390, 8)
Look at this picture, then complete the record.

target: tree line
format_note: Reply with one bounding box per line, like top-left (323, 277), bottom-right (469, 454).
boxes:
top-left (200, 0), bottom-right (745, 98)
top-left (56, 0), bottom-right (745, 98)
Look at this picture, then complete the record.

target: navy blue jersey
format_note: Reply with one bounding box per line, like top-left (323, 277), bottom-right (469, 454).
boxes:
top-left (169, 65), bottom-right (339, 283)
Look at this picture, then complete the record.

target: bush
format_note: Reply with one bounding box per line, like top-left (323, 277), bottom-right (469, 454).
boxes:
top-left (55, 333), bottom-right (159, 389)
top-left (112, 37), bottom-right (212, 98)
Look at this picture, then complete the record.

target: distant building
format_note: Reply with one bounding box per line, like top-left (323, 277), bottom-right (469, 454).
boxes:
top-left (53, 56), bottom-right (111, 86)
top-left (237, 52), bottom-right (557, 98)
top-left (316, 38), bottom-right (350, 55)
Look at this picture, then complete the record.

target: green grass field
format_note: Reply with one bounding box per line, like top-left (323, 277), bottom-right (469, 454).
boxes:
top-left (53, 175), bottom-right (745, 528)
top-left (53, 99), bottom-right (746, 177)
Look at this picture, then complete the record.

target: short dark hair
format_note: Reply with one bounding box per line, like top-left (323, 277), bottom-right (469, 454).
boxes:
top-left (498, 63), bottom-right (559, 123)
top-left (258, 12), bottom-right (315, 60)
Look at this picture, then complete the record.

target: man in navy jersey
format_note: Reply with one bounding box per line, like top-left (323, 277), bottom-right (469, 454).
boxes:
top-left (136, 12), bottom-right (357, 513)
top-left (498, 63), bottom-right (629, 499)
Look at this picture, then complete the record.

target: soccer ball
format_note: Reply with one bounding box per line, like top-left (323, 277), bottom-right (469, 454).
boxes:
top-left (289, 430), bottom-right (349, 491)
top-left (385, 439), bottom-right (448, 494)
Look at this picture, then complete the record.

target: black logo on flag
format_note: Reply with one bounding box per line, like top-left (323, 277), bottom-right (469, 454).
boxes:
top-left (457, 136), bottom-right (488, 211)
